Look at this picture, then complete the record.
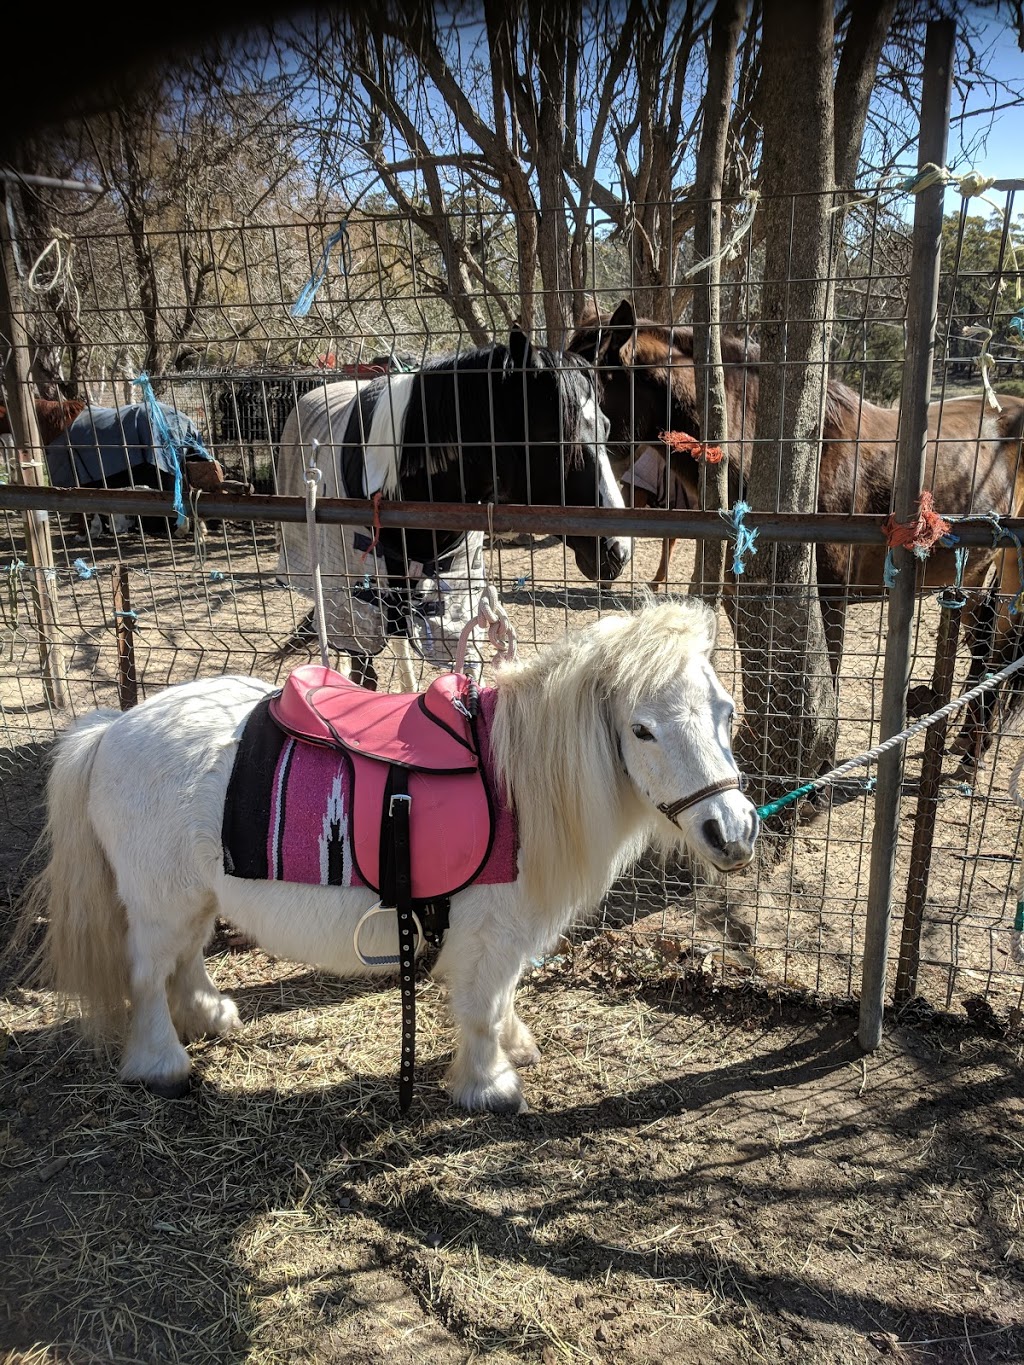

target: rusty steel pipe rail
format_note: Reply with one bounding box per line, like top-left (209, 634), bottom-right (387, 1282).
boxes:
top-left (3, 485), bottom-right (1024, 548)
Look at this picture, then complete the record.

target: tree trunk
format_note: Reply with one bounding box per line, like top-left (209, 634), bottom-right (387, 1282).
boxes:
top-left (690, 0), bottom-right (746, 599)
top-left (531, 0), bottom-right (576, 346)
top-left (118, 108), bottom-right (161, 378)
top-left (732, 0), bottom-right (839, 818)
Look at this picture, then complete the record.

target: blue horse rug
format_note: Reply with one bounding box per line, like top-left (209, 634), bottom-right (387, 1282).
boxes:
top-left (45, 403), bottom-right (214, 487)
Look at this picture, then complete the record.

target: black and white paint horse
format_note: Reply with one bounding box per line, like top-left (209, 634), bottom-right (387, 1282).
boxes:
top-left (275, 329), bottom-right (632, 688)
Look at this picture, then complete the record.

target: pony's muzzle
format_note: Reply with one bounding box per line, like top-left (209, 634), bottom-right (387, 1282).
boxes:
top-left (702, 809), bottom-right (759, 869)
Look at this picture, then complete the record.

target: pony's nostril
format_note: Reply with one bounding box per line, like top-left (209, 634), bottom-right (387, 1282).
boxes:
top-left (702, 818), bottom-right (727, 852)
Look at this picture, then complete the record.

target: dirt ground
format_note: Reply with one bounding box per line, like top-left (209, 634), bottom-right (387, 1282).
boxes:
top-left (2, 510), bottom-right (1024, 1363)
top-left (2, 936), bottom-right (1023, 1365)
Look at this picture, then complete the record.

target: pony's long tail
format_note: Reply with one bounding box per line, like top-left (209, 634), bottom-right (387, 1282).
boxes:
top-left (8, 709), bottom-right (130, 1036)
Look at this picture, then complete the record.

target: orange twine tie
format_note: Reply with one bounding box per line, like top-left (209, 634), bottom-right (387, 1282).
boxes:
top-left (660, 430), bottom-right (725, 463)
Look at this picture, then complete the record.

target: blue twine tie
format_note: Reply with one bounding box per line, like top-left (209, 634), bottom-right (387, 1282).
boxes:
top-left (133, 373), bottom-right (187, 528)
top-left (72, 558), bottom-right (94, 580)
top-left (883, 548), bottom-right (899, 588)
top-left (291, 223), bottom-right (352, 319)
top-left (719, 501), bottom-right (758, 575)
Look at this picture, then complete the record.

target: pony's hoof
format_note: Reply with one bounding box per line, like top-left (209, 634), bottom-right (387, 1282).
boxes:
top-left (144, 1075), bottom-right (191, 1100)
top-left (447, 1066), bottom-right (525, 1114)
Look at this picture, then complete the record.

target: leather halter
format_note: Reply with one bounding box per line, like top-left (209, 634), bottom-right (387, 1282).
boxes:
top-left (658, 777), bottom-right (742, 826)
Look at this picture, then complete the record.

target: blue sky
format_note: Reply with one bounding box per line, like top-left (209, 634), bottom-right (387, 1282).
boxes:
top-left (946, 13), bottom-right (1024, 180)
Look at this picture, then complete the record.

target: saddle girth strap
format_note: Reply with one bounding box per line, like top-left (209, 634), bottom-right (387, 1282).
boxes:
top-left (380, 767), bottom-right (417, 1113)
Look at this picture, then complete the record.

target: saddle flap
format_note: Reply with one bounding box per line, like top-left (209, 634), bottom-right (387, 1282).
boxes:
top-left (348, 762), bottom-right (494, 899)
top-left (270, 663), bottom-right (479, 772)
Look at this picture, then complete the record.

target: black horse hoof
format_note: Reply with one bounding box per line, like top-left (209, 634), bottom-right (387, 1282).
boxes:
top-left (145, 1075), bottom-right (192, 1100)
top-left (907, 684), bottom-right (938, 719)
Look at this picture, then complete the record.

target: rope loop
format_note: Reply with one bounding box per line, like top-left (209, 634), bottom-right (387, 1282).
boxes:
top-left (303, 440), bottom-right (330, 669)
top-left (455, 584), bottom-right (518, 677)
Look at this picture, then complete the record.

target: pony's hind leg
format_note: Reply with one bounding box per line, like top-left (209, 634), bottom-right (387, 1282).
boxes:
top-left (167, 899), bottom-right (241, 1042)
top-left (501, 1001), bottom-right (541, 1068)
top-left (120, 894), bottom-right (206, 1098)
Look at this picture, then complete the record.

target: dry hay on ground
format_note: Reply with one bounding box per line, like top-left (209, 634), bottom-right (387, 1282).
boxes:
top-left (2, 515), bottom-right (1024, 1362)
top-left (1, 939), bottom-right (1023, 1365)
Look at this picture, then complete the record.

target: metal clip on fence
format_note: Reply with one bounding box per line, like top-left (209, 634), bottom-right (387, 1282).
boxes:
top-left (303, 441), bottom-right (331, 671)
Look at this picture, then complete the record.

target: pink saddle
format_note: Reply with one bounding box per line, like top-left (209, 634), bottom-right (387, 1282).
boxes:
top-left (269, 664), bottom-right (493, 900)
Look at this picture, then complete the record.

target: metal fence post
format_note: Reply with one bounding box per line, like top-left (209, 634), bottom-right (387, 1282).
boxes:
top-left (858, 17), bottom-right (955, 1050)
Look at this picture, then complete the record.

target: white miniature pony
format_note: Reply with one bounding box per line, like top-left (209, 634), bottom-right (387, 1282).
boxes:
top-left (17, 598), bottom-right (758, 1113)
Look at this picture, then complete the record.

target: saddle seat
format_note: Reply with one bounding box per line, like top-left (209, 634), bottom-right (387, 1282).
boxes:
top-left (269, 663), bottom-right (494, 901)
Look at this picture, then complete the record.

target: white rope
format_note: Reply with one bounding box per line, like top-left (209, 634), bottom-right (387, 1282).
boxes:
top-left (1009, 746), bottom-right (1024, 965)
top-left (761, 650), bottom-right (1024, 820)
top-left (960, 325), bottom-right (1003, 412)
top-left (679, 190), bottom-right (760, 280)
top-left (813, 651), bottom-right (1024, 793)
top-left (455, 584), bottom-right (517, 677)
top-left (303, 440), bottom-right (330, 670)
top-left (26, 232), bottom-right (81, 322)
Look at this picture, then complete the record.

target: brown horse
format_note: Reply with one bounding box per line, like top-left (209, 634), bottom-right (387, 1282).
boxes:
top-left (568, 298), bottom-right (1024, 760)
top-left (0, 394), bottom-right (246, 538)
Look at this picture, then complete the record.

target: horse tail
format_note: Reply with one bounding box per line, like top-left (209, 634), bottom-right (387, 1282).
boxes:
top-left (10, 709), bottom-right (130, 1037)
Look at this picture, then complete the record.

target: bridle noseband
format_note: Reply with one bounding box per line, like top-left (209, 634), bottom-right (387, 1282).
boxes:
top-left (658, 777), bottom-right (743, 826)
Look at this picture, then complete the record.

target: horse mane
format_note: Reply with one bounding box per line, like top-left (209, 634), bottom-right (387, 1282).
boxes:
top-left (823, 378), bottom-right (871, 432)
top-left (0, 395), bottom-right (85, 448)
top-left (409, 339), bottom-right (595, 473)
top-left (568, 306), bottom-right (760, 370)
top-left (490, 597), bottom-right (719, 914)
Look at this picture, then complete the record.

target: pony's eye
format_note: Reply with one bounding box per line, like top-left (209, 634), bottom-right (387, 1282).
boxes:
top-left (632, 722), bottom-right (656, 742)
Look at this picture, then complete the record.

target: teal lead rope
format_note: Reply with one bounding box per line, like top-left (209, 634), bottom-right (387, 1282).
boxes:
top-left (754, 648), bottom-right (1024, 822)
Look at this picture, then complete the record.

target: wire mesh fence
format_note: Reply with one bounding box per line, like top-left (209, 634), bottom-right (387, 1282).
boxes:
top-left (3, 185), bottom-right (1024, 1025)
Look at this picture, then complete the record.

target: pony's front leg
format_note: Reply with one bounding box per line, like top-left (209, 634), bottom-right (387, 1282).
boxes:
top-left (501, 1000), bottom-right (541, 1068)
top-left (435, 886), bottom-right (540, 1113)
top-left (443, 974), bottom-right (528, 1113)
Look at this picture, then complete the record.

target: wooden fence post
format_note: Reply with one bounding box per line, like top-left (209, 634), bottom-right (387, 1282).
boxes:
top-left (0, 184), bottom-right (67, 708)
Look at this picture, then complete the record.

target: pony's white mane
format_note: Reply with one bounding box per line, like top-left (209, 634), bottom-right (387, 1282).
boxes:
top-left (489, 596), bottom-right (718, 914)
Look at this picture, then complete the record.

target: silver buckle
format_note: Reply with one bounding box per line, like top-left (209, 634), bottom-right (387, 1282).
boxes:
top-left (389, 792), bottom-right (412, 816)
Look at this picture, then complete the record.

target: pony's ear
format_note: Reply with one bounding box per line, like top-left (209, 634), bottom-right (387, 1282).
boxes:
top-left (508, 325), bottom-right (533, 372)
